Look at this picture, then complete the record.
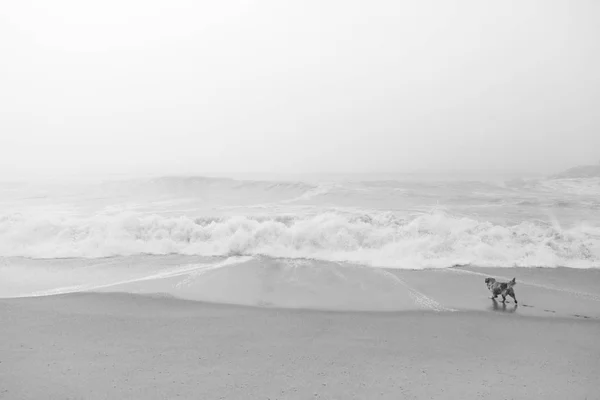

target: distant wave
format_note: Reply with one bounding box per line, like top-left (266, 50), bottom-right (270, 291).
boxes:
top-left (104, 176), bottom-right (317, 195)
top-left (1, 210), bottom-right (598, 269)
top-left (537, 178), bottom-right (600, 196)
top-left (514, 199), bottom-right (599, 209)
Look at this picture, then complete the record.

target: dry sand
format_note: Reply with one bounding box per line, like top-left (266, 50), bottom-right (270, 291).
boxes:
top-left (1, 267), bottom-right (600, 399)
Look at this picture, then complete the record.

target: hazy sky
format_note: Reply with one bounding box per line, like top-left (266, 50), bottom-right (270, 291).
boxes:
top-left (1, 0), bottom-right (599, 179)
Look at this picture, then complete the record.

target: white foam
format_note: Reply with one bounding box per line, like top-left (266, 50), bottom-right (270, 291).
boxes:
top-left (372, 269), bottom-right (455, 311)
top-left (1, 210), bottom-right (598, 269)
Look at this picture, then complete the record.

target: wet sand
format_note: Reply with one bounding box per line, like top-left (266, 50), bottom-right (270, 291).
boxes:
top-left (2, 265), bottom-right (600, 399)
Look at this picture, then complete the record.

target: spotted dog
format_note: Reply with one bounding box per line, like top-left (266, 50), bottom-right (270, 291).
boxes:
top-left (485, 277), bottom-right (517, 304)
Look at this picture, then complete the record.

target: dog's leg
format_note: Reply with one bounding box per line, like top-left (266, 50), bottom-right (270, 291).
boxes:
top-left (509, 291), bottom-right (518, 304)
top-left (501, 294), bottom-right (506, 303)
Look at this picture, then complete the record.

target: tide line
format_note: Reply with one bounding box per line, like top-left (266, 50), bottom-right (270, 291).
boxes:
top-left (24, 256), bottom-right (254, 298)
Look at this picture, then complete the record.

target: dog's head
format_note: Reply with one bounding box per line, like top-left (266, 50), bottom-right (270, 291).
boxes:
top-left (485, 277), bottom-right (496, 287)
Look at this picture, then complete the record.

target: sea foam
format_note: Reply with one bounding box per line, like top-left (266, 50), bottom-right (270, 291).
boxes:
top-left (1, 210), bottom-right (598, 269)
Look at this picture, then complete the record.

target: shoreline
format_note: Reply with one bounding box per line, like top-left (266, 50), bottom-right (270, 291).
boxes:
top-left (1, 291), bottom-right (599, 399)
top-left (2, 259), bottom-right (600, 319)
top-left (2, 259), bottom-right (600, 398)
top-left (3, 289), bottom-right (599, 320)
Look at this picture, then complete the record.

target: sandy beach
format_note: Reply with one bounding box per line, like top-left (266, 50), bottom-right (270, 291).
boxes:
top-left (2, 266), bottom-right (600, 400)
top-left (3, 0), bottom-right (600, 397)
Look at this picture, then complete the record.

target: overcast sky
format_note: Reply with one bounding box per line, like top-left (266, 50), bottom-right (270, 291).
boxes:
top-left (1, 0), bottom-right (599, 179)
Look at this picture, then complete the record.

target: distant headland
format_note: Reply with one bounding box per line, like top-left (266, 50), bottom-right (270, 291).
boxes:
top-left (551, 163), bottom-right (600, 179)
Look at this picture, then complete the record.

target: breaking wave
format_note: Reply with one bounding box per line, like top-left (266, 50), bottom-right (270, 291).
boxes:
top-left (1, 211), bottom-right (598, 269)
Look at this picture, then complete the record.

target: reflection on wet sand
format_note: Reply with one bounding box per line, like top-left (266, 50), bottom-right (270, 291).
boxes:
top-left (490, 298), bottom-right (518, 313)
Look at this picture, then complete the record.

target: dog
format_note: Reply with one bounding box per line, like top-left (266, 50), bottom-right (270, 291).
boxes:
top-left (485, 277), bottom-right (517, 304)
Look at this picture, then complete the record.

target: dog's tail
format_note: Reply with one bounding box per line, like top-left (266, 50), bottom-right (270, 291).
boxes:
top-left (507, 277), bottom-right (517, 288)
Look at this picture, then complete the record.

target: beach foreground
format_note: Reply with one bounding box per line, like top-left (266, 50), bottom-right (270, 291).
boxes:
top-left (2, 276), bottom-right (600, 400)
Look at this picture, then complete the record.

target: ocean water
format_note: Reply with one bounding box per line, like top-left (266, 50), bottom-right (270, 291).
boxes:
top-left (1, 174), bottom-right (599, 302)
